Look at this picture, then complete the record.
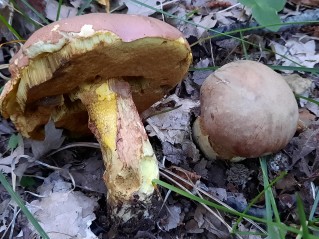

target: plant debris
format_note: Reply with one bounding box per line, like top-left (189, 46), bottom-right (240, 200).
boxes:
top-left (0, 0), bottom-right (319, 238)
top-left (26, 172), bottom-right (98, 239)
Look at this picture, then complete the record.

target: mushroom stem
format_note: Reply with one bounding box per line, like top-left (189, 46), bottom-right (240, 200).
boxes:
top-left (73, 78), bottom-right (159, 221)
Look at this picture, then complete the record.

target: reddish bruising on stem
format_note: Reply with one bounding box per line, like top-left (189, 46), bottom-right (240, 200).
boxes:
top-left (115, 81), bottom-right (147, 165)
top-left (117, 107), bottom-right (143, 166)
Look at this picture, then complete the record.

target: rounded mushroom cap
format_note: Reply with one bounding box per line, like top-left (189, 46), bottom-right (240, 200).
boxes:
top-left (0, 13), bottom-right (192, 139)
top-left (195, 60), bottom-right (298, 160)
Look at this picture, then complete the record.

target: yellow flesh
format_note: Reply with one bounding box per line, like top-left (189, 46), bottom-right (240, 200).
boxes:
top-left (73, 79), bottom-right (159, 206)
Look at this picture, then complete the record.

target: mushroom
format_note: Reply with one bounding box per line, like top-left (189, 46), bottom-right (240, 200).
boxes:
top-left (0, 13), bottom-right (192, 224)
top-left (193, 60), bottom-right (298, 161)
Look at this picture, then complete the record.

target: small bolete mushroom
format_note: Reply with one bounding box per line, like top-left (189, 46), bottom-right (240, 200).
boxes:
top-left (193, 60), bottom-right (298, 161)
top-left (0, 13), bottom-right (192, 224)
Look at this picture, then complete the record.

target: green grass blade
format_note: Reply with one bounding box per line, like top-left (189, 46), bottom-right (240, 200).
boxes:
top-left (0, 172), bottom-right (50, 239)
top-left (240, 31), bottom-right (249, 60)
top-left (153, 178), bottom-right (303, 235)
top-left (192, 21), bottom-right (319, 46)
top-left (309, 188), bottom-right (319, 220)
top-left (7, 134), bottom-right (19, 151)
top-left (19, 0), bottom-right (50, 24)
top-left (232, 171), bottom-right (287, 233)
top-left (296, 95), bottom-right (319, 106)
top-left (260, 157), bottom-right (280, 238)
top-left (189, 66), bottom-right (218, 71)
top-left (269, 65), bottom-right (319, 74)
top-left (296, 193), bottom-right (310, 239)
top-left (56, 0), bottom-right (63, 21)
top-left (9, 0), bottom-right (43, 28)
top-left (260, 157), bottom-right (286, 238)
top-left (130, 0), bottom-right (316, 69)
top-left (129, 0), bottom-right (253, 46)
top-left (0, 14), bottom-right (23, 40)
top-left (235, 230), bottom-right (267, 236)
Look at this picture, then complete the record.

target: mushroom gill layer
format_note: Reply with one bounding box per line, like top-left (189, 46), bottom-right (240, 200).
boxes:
top-left (1, 33), bottom-right (191, 139)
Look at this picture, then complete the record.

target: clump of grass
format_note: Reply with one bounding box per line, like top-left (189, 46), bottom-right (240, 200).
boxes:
top-left (0, 172), bottom-right (49, 239)
top-left (154, 157), bottom-right (319, 239)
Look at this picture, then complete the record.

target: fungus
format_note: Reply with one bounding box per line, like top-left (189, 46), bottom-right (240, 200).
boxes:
top-left (193, 60), bottom-right (298, 161)
top-left (0, 13), bottom-right (192, 224)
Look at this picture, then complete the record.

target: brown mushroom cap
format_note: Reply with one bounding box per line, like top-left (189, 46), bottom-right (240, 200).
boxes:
top-left (0, 13), bottom-right (192, 139)
top-left (194, 60), bottom-right (298, 160)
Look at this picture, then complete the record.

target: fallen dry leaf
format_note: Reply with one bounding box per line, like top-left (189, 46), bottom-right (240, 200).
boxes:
top-left (305, 97), bottom-right (319, 117)
top-left (162, 140), bottom-right (199, 164)
top-left (283, 74), bottom-right (313, 95)
top-left (70, 0), bottom-right (83, 8)
top-left (196, 14), bottom-right (217, 37)
top-left (69, 157), bottom-right (106, 193)
top-left (0, 198), bottom-right (10, 234)
top-left (283, 73), bottom-right (314, 108)
top-left (28, 121), bottom-right (65, 160)
top-left (185, 219), bottom-right (205, 233)
top-left (169, 166), bottom-right (201, 190)
top-left (271, 37), bottom-right (319, 72)
top-left (290, 0), bottom-right (319, 7)
top-left (288, 120), bottom-right (319, 176)
top-left (275, 173), bottom-right (298, 191)
top-left (193, 58), bottom-right (213, 86)
top-left (121, 0), bottom-right (164, 16)
top-left (298, 108), bottom-right (316, 130)
top-left (207, 187), bottom-right (228, 201)
top-left (301, 25), bottom-right (319, 38)
top-left (0, 119), bottom-right (16, 135)
top-left (194, 205), bottom-right (229, 238)
top-left (278, 193), bottom-right (296, 209)
top-left (146, 94), bottom-right (200, 163)
top-left (161, 205), bottom-right (184, 231)
top-left (206, 1), bottom-right (232, 9)
top-left (0, 134), bottom-right (24, 174)
top-left (146, 94), bottom-right (199, 145)
top-left (27, 172), bottom-right (98, 239)
top-left (237, 222), bottom-right (263, 239)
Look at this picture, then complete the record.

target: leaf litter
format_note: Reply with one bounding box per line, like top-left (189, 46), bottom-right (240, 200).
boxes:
top-left (27, 172), bottom-right (98, 239)
top-left (0, 0), bottom-right (319, 238)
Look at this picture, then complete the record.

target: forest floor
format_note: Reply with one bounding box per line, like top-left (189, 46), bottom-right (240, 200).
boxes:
top-left (0, 0), bottom-right (319, 238)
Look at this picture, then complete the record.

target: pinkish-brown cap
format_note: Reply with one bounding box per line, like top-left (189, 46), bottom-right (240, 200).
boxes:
top-left (0, 13), bottom-right (192, 139)
top-left (194, 60), bottom-right (298, 160)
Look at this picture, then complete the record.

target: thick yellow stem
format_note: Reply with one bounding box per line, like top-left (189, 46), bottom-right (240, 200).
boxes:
top-left (74, 79), bottom-right (159, 220)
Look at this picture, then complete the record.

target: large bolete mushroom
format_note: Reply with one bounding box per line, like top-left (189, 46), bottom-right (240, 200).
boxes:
top-left (193, 60), bottom-right (298, 161)
top-left (0, 13), bottom-right (192, 225)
